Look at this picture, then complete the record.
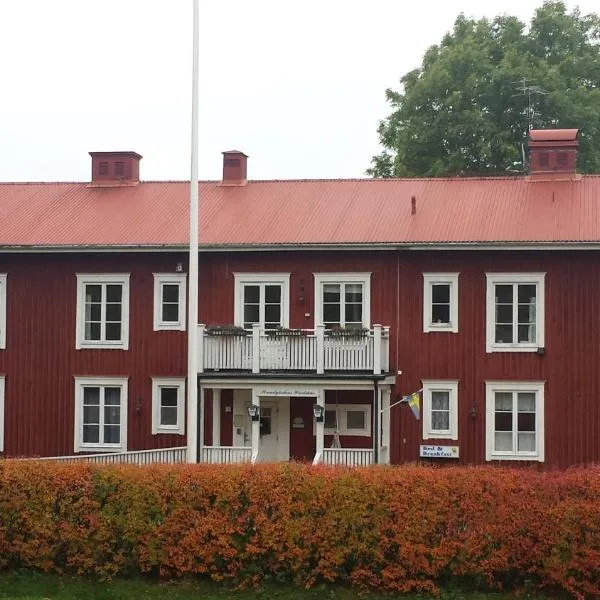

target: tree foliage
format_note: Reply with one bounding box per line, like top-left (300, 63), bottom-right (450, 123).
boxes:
top-left (369, 1), bottom-right (600, 177)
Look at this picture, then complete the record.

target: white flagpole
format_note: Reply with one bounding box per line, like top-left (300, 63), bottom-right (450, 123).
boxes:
top-left (187, 0), bottom-right (200, 463)
top-left (380, 388), bottom-right (423, 414)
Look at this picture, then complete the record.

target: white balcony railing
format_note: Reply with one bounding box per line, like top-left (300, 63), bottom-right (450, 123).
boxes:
top-left (321, 448), bottom-right (375, 467)
top-left (199, 324), bottom-right (390, 375)
top-left (201, 446), bottom-right (252, 464)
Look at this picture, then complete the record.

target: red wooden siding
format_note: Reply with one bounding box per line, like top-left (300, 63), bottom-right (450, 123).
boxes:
top-left (0, 253), bottom-right (188, 457)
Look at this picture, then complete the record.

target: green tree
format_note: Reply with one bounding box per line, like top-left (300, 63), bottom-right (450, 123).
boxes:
top-left (368, 1), bottom-right (600, 177)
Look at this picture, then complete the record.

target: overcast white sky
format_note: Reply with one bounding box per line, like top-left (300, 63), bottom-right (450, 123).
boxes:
top-left (0, 0), bottom-right (596, 182)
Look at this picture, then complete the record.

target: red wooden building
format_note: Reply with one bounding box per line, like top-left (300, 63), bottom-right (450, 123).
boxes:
top-left (0, 129), bottom-right (598, 468)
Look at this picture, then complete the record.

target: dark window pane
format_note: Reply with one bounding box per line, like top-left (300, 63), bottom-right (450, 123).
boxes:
top-left (83, 424), bottom-right (99, 444)
top-left (346, 410), bottom-right (366, 430)
top-left (345, 284), bottom-right (362, 302)
top-left (518, 412), bottom-right (535, 432)
top-left (264, 304), bottom-right (281, 324)
top-left (83, 405), bottom-right (99, 424)
top-left (106, 285), bottom-right (122, 303)
top-left (161, 388), bottom-right (178, 407)
top-left (104, 424), bottom-right (120, 444)
top-left (105, 323), bottom-right (122, 341)
top-left (518, 324), bottom-right (535, 343)
top-left (85, 322), bottom-right (101, 340)
top-left (85, 285), bottom-right (102, 303)
top-left (83, 387), bottom-right (100, 405)
top-left (495, 285), bottom-right (513, 303)
top-left (104, 405), bottom-right (120, 425)
top-left (345, 303), bottom-right (362, 323)
top-left (518, 284), bottom-right (536, 303)
top-left (495, 305), bottom-right (513, 324)
top-left (162, 303), bottom-right (179, 322)
top-left (264, 285), bottom-right (281, 303)
top-left (495, 412), bottom-right (512, 432)
top-left (162, 284), bottom-right (179, 303)
top-left (431, 304), bottom-right (450, 324)
top-left (104, 387), bottom-right (120, 405)
top-left (324, 410), bottom-right (337, 429)
top-left (86, 303), bottom-right (102, 322)
top-left (323, 284), bottom-right (340, 302)
top-left (431, 284), bottom-right (450, 304)
top-left (161, 406), bottom-right (178, 426)
top-left (323, 304), bottom-right (340, 324)
top-left (243, 305), bottom-right (259, 325)
top-left (105, 303), bottom-right (122, 322)
top-left (431, 391), bottom-right (449, 410)
top-left (243, 285), bottom-right (259, 303)
top-left (495, 324), bottom-right (513, 343)
top-left (518, 304), bottom-right (535, 324)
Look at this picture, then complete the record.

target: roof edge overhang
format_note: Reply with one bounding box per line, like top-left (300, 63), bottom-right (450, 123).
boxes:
top-left (4, 241), bottom-right (600, 253)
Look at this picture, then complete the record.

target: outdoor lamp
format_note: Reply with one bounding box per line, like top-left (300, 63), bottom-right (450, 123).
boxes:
top-left (247, 405), bottom-right (260, 421)
top-left (312, 404), bottom-right (324, 422)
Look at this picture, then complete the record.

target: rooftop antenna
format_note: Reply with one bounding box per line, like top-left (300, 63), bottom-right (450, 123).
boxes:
top-left (512, 78), bottom-right (548, 170)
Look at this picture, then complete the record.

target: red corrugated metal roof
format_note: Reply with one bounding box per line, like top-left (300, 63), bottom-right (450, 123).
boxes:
top-left (0, 176), bottom-right (599, 247)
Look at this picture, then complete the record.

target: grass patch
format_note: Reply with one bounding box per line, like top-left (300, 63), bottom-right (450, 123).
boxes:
top-left (0, 571), bottom-right (554, 600)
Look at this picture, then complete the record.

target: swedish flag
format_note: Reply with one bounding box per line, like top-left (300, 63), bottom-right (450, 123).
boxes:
top-left (407, 391), bottom-right (420, 421)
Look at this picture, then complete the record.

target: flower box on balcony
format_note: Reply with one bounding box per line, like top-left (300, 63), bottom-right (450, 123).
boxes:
top-left (265, 327), bottom-right (308, 338)
top-left (325, 326), bottom-right (370, 339)
top-left (205, 325), bottom-right (248, 337)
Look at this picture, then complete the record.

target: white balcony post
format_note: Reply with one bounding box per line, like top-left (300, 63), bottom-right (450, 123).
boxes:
top-left (252, 324), bottom-right (260, 374)
top-left (198, 324), bottom-right (205, 373)
top-left (373, 324), bottom-right (382, 375)
top-left (313, 389), bottom-right (325, 464)
top-left (316, 324), bottom-right (325, 374)
top-left (382, 326), bottom-right (390, 372)
top-left (380, 386), bottom-right (391, 464)
top-left (212, 388), bottom-right (221, 447)
top-left (251, 390), bottom-right (260, 464)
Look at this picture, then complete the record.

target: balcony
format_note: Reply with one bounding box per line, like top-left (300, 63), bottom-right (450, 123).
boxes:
top-left (198, 324), bottom-right (390, 375)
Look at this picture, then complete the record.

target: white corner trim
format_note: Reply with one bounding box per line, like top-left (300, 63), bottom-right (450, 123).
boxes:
top-left (0, 274), bottom-right (6, 349)
top-left (422, 379), bottom-right (459, 440)
top-left (422, 273), bottom-right (459, 333)
top-left (0, 375), bottom-right (4, 452)
top-left (73, 376), bottom-right (129, 453)
top-left (485, 380), bottom-right (545, 462)
top-left (153, 273), bottom-right (187, 331)
top-left (313, 272), bottom-right (372, 328)
top-left (151, 377), bottom-right (186, 435)
top-left (233, 273), bottom-right (291, 328)
top-left (75, 274), bottom-right (130, 350)
top-left (485, 272), bottom-right (546, 353)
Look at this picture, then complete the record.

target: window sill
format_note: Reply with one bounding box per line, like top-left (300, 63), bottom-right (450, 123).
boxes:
top-left (424, 324), bottom-right (458, 333)
top-left (488, 453), bottom-right (542, 462)
top-left (152, 427), bottom-right (185, 436)
top-left (77, 342), bottom-right (128, 350)
top-left (154, 322), bottom-right (186, 332)
top-left (76, 446), bottom-right (125, 453)
top-left (486, 344), bottom-right (540, 353)
top-left (423, 431), bottom-right (457, 441)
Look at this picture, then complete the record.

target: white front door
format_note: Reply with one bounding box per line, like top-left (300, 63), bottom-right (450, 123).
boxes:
top-left (241, 397), bottom-right (290, 462)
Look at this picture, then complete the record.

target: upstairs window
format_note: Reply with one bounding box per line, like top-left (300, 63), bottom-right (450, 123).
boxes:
top-left (486, 273), bottom-right (545, 353)
top-left (153, 274), bottom-right (187, 331)
top-left (314, 273), bottom-right (371, 329)
top-left (0, 274), bottom-right (6, 349)
top-left (76, 274), bottom-right (130, 349)
top-left (233, 273), bottom-right (290, 330)
top-left (423, 273), bottom-right (459, 333)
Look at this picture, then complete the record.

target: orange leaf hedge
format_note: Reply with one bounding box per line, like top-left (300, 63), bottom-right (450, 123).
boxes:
top-left (1, 461), bottom-right (600, 597)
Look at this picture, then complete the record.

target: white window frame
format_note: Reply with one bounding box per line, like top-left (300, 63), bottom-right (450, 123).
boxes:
top-left (0, 274), bottom-right (6, 349)
top-left (75, 274), bottom-right (130, 350)
top-left (233, 273), bottom-right (290, 329)
top-left (0, 375), bottom-right (4, 452)
top-left (423, 273), bottom-right (459, 333)
top-left (486, 273), bottom-right (545, 353)
top-left (74, 376), bottom-right (128, 452)
top-left (314, 273), bottom-right (371, 328)
top-left (153, 274), bottom-right (187, 331)
top-left (422, 380), bottom-right (459, 440)
top-left (485, 381), bottom-right (545, 462)
top-left (321, 404), bottom-right (372, 437)
top-left (151, 377), bottom-right (186, 435)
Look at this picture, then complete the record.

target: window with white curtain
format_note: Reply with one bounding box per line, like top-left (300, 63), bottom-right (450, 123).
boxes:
top-left (422, 380), bottom-right (458, 440)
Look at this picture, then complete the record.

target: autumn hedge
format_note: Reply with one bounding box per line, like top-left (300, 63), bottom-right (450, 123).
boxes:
top-left (1, 461), bottom-right (600, 597)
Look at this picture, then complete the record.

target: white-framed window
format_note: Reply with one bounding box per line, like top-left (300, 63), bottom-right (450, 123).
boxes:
top-left (76, 274), bottom-right (130, 349)
top-left (423, 273), bottom-right (459, 333)
top-left (0, 274), bottom-right (6, 349)
top-left (74, 377), bottom-right (128, 452)
top-left (233, 273), bottom-right (290, 330)
top-left (0, 375), bottom-right (4, 452)
top-left (314, 273), bottom-right (371, 329)
top-left (485, 381), bottom-right (545, 462)
top-left (322, 404), bottom-right (371, 437)
top-left (422, 380), bottom-right (459, 440)
top-left (153, 274), bottom-right (187, 331)
top-left (151, 377), bottom-right (185, 435)
top-left (486, 273), bottom-right (545, 353)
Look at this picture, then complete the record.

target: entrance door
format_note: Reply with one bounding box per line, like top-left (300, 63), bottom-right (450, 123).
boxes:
top-left (243, 399), bottom-right (290, 462)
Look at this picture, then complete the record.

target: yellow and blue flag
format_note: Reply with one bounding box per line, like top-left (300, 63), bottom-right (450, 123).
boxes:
top-left (406, 391), bottom-right (421, 421)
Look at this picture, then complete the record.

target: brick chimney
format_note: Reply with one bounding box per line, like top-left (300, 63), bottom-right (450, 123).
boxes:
top-left (528, 129), bottom-right (579, 178)
top-left (89, 151), bottom-right (142, 187)
top-left (221, 150), bottom-right (248, 186)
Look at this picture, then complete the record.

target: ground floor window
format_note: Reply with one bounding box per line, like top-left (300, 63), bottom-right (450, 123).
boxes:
top-left (74, 377), bottom-right (128, 452)
top-left (485, 381), bottom-right (544, 462)
top-left (323, 403), bottom-right (371, 436)
top-left (151, 377), bottom-right (185, 435)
